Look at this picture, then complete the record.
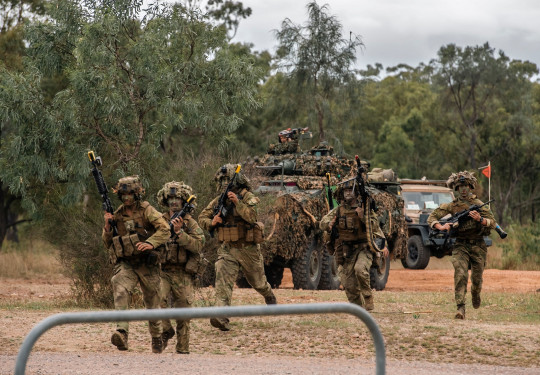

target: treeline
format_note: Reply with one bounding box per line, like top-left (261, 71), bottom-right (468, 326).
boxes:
top-left (0, 1), bottom-right (538, 267)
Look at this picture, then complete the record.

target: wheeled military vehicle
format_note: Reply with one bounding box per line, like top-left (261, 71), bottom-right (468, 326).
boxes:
top-left (400, 179), bottom-right (492, 269)
top-left (240, 129), bottom-right (407, 291)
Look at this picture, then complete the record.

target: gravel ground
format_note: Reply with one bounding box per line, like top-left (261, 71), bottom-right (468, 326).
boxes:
top-left (2, 352), bottom-right (538, 375)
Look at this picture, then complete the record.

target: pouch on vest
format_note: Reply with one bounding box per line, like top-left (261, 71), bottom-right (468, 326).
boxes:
top-left (112, 236), bottom-right (123, 258)
top-left (346, 216), bottom-right (356, 229)
top-left (120, 235), bottom-right (134, 257)
top-left (128, 234), bottom-right (144, 256)
top-left (246, 222), bottom-right (265, 243)
top-left (167, 243), bottom-right (178, 263)
top-left (177, 248), bottom-right (187, 264)
top-left (217, 225), bottom-right (244, 242)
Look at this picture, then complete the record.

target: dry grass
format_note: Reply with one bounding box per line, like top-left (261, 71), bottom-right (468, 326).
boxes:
top-left (1, 286), bottom-right (538, 367)
top-left (0, 239), bottom-right (63, 278)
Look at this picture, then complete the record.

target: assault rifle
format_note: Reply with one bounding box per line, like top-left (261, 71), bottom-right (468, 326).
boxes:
top-left (436, 199), bottom-right (494, 234)
top-left (354, 155), bottom-right (371, 208)
top-left (169, 195), bottom-right (196, 237)
top-left (88, 151), bottom-right (117, 236)
top-left (210, 164), bottom-right (241, 237)
top-left (325, 172), bottom-right (334, 210)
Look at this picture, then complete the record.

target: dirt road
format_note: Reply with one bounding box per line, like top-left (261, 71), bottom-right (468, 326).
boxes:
top-left (1, 268), bottom-right (539, 375)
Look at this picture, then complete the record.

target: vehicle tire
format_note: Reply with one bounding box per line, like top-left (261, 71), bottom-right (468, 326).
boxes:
top-left (404, 235), bottom-right (430, 269)
top-left (400, 258), bottom-right (409, 269)
top-left (291, 237), bottom-right (323, 290)
top-left (235, 271), bottom-right (251, 288)
top-left (370, 251), bottom-right (390, 291)
top-left (264, 264), bottom-right (284, 289)
top-left (318, 251), bottom-right (340, 290)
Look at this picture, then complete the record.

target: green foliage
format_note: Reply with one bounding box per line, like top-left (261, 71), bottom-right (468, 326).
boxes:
top-left (500, 221), bottom-right (540, 270)
top-left (273, 1), bottom-right (363, 142)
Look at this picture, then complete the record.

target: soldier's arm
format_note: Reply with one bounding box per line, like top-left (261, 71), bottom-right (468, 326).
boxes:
top-left (102, 229), bottom-right (113, 248)
top-left (235, 192), bottom-right (259, 224)
top-left (144, 205), bottom-right (170, 248)
top-left (478, 204), bottom-right (496, 229)
top-left (370, 209), bottom-right (386, 239)
top-left (176, 216), bottom-right (205, 254)
top-left (427, 203), bottom-right (451, 229)
top-left (198, 197), bottom-right (219, 231)
top-left (319, 207), bottom-right (338, 232)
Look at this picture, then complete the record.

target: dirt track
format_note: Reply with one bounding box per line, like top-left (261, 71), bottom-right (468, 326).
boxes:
top-left (1, 268), bottom-right (539, 375)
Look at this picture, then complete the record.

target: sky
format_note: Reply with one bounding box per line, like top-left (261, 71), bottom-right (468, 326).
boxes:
top-left (232, 0), bottom-right (540, 72)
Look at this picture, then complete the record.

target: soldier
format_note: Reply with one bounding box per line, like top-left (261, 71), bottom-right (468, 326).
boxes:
top-left (156, 181), bottom-right (205, 354)
top-left (320, 177), bottom-right (389, 311)
top-left (199, 164), bottom-right (277, 331)
top-left (102, 176), bottom-right (169, 353)
top-left (427, 171), bottom-right (496, 319)
top-left (266, 128), bottom-right (302, 155)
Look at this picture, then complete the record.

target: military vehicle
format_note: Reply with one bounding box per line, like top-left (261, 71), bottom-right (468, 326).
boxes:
top-left (400, 179), bottom-right (492, 269)
top-left (239, 129), bottom-right (407, 291)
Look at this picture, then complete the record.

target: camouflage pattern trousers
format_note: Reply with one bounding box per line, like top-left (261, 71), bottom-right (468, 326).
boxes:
top-left (160, 265), bottom-right (194, 353)
top-left (111, 259), bottom-right (162, 337)
top-left (451, 239), bottom-right (488, 307)
top-left (214, 243), bottom-right (274, 307)
top-left (338, 245), bottom-right (373, 307)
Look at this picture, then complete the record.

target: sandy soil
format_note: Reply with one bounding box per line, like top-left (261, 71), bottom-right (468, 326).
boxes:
top-left (1, 268), bottom-right (539, 375)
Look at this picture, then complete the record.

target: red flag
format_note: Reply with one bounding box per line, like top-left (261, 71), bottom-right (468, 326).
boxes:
top-left (481, 165), bottom-right (491, 178)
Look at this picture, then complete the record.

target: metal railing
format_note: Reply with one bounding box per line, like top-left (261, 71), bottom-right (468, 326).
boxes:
top-left (15, 302), bottom-right (385, 374)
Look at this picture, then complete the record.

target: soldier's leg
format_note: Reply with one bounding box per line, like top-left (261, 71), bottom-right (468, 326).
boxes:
top-left (214, 245), bottom-right (240, 307)
top-left (235, 245), bottom-right (275, 303)
top-left (211, 245), bottom-right (239, 331)
top-left (451, 244), bottom-right (470, 318)
top-left (354, 249), bottom-right (374, 311)
top-left (470, 243), bottom-right (487, 309)
top-left (160, 272), bottom-right (174, 335)
top-left (171, 270), bottom-right (194, 354)
top-left (339, 252), bottom-right (363, 306)
top-left (111, 261), bottom-right (139, 333)
top-left (135, 263), bottom-right (163, 339)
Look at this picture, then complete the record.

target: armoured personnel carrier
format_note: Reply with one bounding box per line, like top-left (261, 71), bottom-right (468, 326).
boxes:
top-left (240, 128), bottom-right (407, 291)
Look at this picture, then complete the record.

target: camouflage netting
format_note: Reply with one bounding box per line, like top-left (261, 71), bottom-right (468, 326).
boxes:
top-left (258, 191), bottom-right (328, 264)
top-left (367, 186), bottom-right (407, 259)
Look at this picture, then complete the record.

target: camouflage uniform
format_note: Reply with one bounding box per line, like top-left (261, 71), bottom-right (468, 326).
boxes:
top-left (427, 171), bottom-right (496, 319)
top-left (102, 177), bottom-right (169, 352)
top-left (266, 141), bottom-right (300, 155)
top-left (199, 165), bottom-right (276, 331)
top-left (320, 191), bottom-right (385, 311)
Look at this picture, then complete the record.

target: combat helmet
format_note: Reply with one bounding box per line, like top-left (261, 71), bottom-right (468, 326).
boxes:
top-left (156, 181), bottom-right (193, 208)
top-left (446, 171), bottom-right (477, 190)
top-left (114, 176), bottom-right (144, 200)
top-left (334, 177), bottom-right (358, 201)
top-left (214, 164), bottom-right (251, 191)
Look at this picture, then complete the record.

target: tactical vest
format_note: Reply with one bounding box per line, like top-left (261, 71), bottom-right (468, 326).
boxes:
top-left (336, 206), bottom-right (367, 242)
top-left (110, 201), bottom-right (156, 259)
top-left (216, 191), bottom-right (264, 244)
top-left (448, 199), bottom-right (485, 238)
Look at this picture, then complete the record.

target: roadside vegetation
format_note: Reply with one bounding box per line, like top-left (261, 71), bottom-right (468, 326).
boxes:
top-left (0, 0), bottom-right (538, 304)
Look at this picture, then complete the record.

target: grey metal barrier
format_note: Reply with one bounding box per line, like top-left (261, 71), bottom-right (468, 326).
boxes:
top-left (15, 302), bottom-right (385, 375)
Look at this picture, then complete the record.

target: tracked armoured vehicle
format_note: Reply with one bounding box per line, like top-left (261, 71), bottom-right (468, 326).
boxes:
top-left (240, 129), bottom-right (407, 291)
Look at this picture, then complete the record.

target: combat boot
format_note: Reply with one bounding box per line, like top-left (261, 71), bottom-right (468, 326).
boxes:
top-left (364, 295), bottom-right (374, 311)
top-left (265, 293), bottom-right (277, 305)
top-left (111, 329), bottom-right (128, 351)
top-left (151, 336), bottom-right (164, 353)
top-left (472, 292), bottom-right (481, 309)
top-left (161, 327), bottom-right (175, 350)
top-left (455, 305), bottom-right (466, 320)
top-left (210, 317), bottom-right (230, 331)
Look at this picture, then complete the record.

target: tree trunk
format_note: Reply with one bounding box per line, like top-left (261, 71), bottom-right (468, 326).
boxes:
top-left (315, 101), bottom-right (325, 143)
top-left (0, 184), bottom-right (8, 249)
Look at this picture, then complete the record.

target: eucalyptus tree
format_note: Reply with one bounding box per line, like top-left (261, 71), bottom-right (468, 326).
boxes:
top-left (432, 43), bottom-right (539, 222)
top-left (0, 0), bottom-right (261, 295)
top-left (273, 1), bottom-right (363, 142)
